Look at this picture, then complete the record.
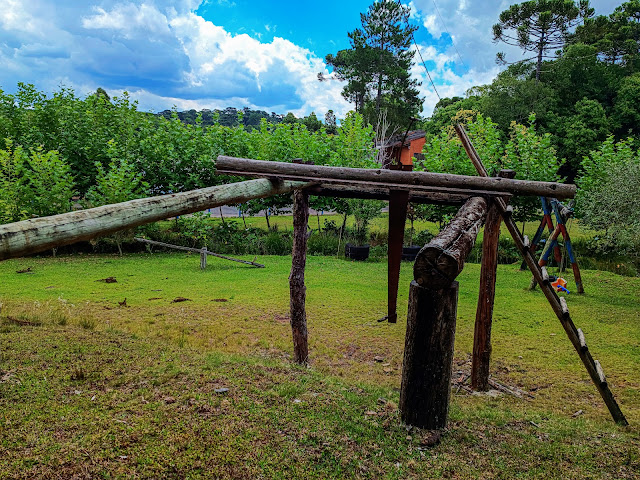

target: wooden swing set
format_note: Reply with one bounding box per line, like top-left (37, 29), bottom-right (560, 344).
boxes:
top-left (0, 125), bottom-right (627, 429)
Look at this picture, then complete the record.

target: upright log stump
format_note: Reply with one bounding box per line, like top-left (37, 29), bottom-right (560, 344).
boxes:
top-left (401, 197), bottom-right (487, 429)
top-left (400, 280), bottom-right (458, 429)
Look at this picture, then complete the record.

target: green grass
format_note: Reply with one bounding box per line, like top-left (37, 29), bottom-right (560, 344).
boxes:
top-left (1, 253), bottom-right (639, 478)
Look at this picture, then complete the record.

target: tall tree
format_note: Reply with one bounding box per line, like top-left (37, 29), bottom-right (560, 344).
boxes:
top-left (324, 0), bottom-right (423, 129)
top-left (493, 0), bottom-right (593, 81)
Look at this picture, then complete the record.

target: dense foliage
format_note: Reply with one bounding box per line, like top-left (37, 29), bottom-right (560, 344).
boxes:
top-left (426, 0), bottom-right (640, 180)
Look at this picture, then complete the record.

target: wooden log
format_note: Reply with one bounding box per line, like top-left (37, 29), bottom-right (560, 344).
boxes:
top-left (0, 178), bottom-right (309, 261)
top-left (560, 297), bottom-right (570, 319)
top-left (471, 170), bottom-right (516, 391)
top-left (577, 328), bottom-right (588, 352)
top-left (305, 184), bottom-right (484, 205)
top-left (134, 238), bottom-right (265, 268)
top-left (216, 156), bottom-right (576, 199)
top-left (289, 189), bottom-right (310, 364)
top-left (400, 280), bottom-right (458, 429)
top-left (414, 197), bottom-right (487, 289)
top-left (595, 360), bottom-right (607, 386)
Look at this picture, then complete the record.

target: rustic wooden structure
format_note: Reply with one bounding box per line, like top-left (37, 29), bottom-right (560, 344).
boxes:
top-left (471, 170), bottom-right (516, 391)
top-left (134, 237), bottom-right (265, 269)
top-left (0, 139), bottom-right (627, 427)
top-left (400, 196), bottom-right (488, 428)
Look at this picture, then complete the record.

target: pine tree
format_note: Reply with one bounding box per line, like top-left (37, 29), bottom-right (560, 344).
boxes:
top-left (324, 0), bottom-right (423, 129)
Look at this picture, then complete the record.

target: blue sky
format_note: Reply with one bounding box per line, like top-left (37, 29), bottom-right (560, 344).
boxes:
top-left (0, 0), bottom-right (617, 118)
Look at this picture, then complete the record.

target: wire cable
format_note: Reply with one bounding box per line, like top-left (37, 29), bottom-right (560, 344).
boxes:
top-left (431, 0), bottom-right (468, 71)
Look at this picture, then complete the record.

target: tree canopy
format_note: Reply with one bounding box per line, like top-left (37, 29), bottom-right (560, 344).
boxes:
top-left (324, 0), bottom-right (422, 130)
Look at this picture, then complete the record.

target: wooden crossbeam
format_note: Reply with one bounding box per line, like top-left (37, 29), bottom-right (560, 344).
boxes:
top-left (216, 156), bottom-right (576, 199)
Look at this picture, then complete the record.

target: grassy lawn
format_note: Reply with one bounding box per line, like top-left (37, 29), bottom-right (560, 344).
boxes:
top-left (1, 253), bottom-right (639, 478)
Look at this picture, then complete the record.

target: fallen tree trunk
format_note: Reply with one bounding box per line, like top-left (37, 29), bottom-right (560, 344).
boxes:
top-left (414, 197), bottom-right (488, 289)
top-left (0, 178), bottom-right (310, 261)
top-left (216, 156), bottom-right (576, 199)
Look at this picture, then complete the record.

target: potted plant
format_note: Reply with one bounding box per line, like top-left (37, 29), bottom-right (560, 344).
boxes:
top-left (345, 199), bottom-right (382, 261)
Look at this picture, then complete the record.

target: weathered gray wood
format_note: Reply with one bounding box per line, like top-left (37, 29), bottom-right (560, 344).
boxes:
top-left (413, 197), bottom-right (487, 289)
top-left (134, 238), bottom-right (265, 267)
top-left (400, 280), bottom-right (458, 429)
top-left (595, 360), bottom-right (607, 386)
top-left (0, 178), bottom-right (309, 261)
top-left (289, 190), bottom-right (310, 364)
top-left (577, 328), bottom-right (587, 352)
top-left (200, 246), bottom-right (207, 270)
top-left (560, 297), bottom-right (570, 319)
top-left (216, 156), bottom-right (576, 199)
top-left (472, 170), bottom-right (516, 391)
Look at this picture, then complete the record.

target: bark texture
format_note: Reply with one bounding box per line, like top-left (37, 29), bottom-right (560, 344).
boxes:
top-left (413, 197), bottom-right (487, 289)
top-left (400, 280), bottom-right (458, 429)
top-left (289, 190), bottom-right (310, 364)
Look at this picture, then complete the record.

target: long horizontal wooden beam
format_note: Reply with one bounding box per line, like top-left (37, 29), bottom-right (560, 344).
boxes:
top-left (0, 178), bottom-right (311, 261)
top-left (216, 156), bottom-right (576, 199)
top-left (306, 184), bottom-right (497, 205)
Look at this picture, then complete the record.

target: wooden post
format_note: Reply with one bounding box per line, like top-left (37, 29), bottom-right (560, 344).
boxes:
top-left (471, 170), bottom-right (516, 391)
top-left (387, 188), bottom-right (410, 323)
top-left (289, 189), bottom-right (310, 364)
top-left (400, 280), bottom-right (458, 429)
top-left (401, 197), bottom-right (485, 429)
top-left (200, 246), bottom-right (207, 270)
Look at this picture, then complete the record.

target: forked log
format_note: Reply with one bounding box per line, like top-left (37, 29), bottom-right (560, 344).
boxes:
top-left (0, 179), bottom-right (310, 261)
top-left (413, 197), bottom-right (488, 289)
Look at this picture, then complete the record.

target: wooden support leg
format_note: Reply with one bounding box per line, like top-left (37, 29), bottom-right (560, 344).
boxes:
top-left (400, 280), bottom-right (458, 429)
top-left (289, 190), bottom-right (309, 364)
top-left (471, 170), bottom-right (515, 391)
top-left (387, 189), bottom-right (410, 323)
top-left (200, 246), bottom-right (207, 270)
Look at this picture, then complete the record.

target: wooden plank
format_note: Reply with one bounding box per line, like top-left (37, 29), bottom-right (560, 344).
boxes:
top-left (0, 178), bottom-right (310, 261)
top-left (216, 156), bottom-right (576, 199)
top-left (135, 238), bottom-right (265, 268)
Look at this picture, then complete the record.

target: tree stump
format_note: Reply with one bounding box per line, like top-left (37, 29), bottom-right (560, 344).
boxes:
top-left (400, 280), bottom-right (458, 429)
